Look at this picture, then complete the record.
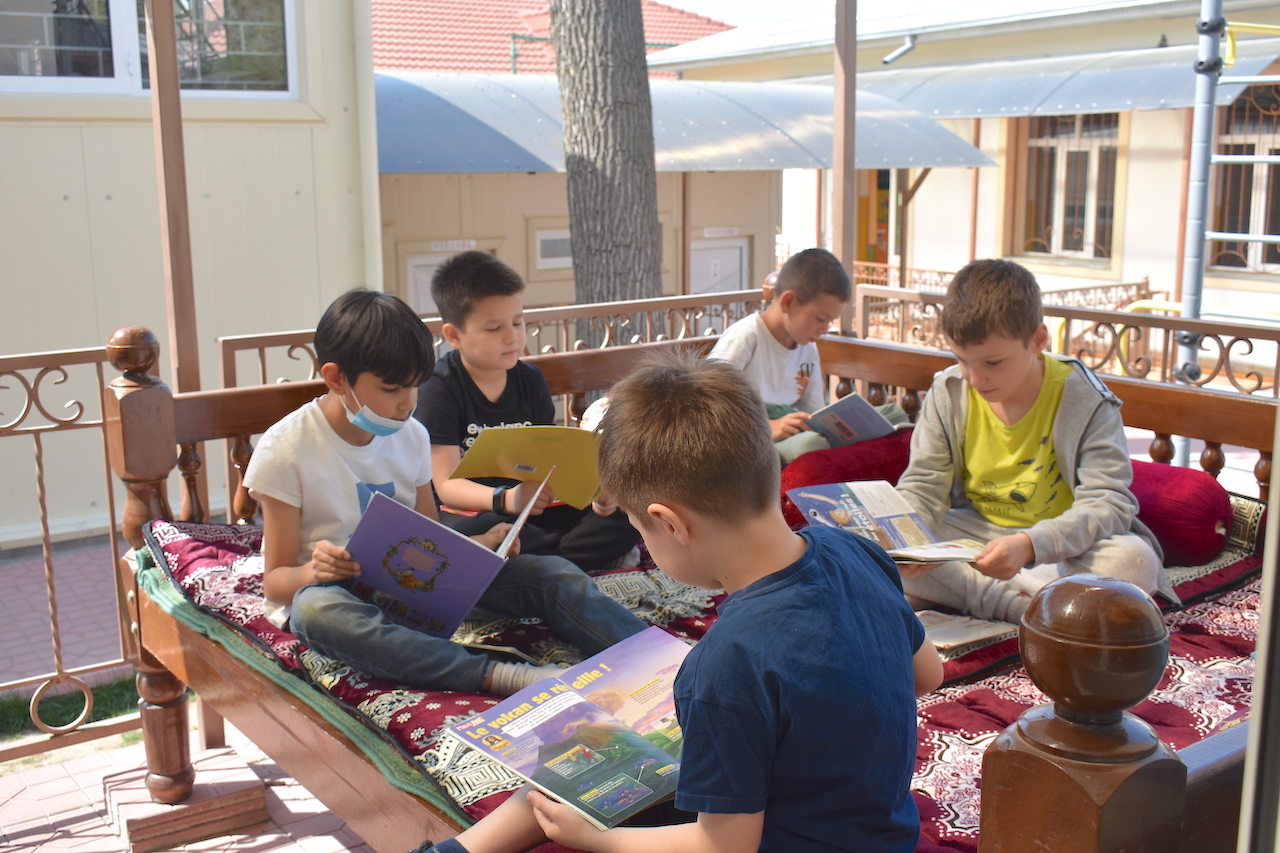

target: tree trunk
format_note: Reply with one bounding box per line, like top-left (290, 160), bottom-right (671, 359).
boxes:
top-left (548, 0), bottom-right (663, 339)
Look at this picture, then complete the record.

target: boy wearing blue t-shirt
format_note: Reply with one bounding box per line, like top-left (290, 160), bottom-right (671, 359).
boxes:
top-left (419, 353), bottom-right (942, 853)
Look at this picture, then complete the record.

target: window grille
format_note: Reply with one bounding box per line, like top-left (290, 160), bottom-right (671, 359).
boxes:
top-left (1018, 113), bottom-right (1120, 261)
top-left (1210, 83), bottom-right (1280, 271)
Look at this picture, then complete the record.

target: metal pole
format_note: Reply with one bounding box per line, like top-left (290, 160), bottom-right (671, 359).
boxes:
top-left (1174, 0), bottom-right (1223, 464)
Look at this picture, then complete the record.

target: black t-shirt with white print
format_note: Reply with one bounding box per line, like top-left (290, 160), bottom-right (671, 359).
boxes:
top-left (414, 350), bottom-right (556, 487)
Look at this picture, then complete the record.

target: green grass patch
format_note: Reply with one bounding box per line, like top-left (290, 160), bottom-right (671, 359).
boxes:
top-left (0, 677), bottom-right (140, 740)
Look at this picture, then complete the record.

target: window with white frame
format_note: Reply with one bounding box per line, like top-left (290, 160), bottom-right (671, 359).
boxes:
top-left (1016, 114), bottom-right (1120, 262)
top-left (0, 0), bottom-right (292, 95)
top-left (1210, 84), bottom-right (1280, 272)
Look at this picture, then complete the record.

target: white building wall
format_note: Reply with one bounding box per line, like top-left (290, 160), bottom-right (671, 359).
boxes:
top-left (1119, 109), bottom-right (1187, 299)
top-left (0, 1), bottom-right (372, 547)
top-left (910, 118), bottom-right (981, 273)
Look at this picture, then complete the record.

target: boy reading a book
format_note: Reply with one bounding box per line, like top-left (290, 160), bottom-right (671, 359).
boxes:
top-left (894, 259), bottom-right (1173, 624)
top-left (709, 247), bottom-right (908, 463)
top-left (417, 353), bottom-right (942, 853)
top-left (415, 251), bottom-right (641, 570)
top-left (244, 289), bottom-right (645, 696)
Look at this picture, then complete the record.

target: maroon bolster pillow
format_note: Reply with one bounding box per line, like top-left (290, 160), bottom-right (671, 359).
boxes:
top-left (779, 429), bottom-right (915, 527)
top-left (1130, 459), bottom-right (1233, 567)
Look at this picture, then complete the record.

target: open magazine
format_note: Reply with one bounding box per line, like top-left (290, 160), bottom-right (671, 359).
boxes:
top-left (916, 610), bottom-right (1018, 651)
top-left (448, 626), bottom-right (691, 829)
top-left (786, 480), bottom-right (984, 562)
top-left (807, 392), bottom-right (897, 447)
top-left (342, 471), bottom-right (550, 638)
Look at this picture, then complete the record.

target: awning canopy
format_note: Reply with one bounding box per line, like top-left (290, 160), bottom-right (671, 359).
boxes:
top-left (376, 72), bottom-right (994, 173)
top-left (857, 38), bottom-right (1280, 119)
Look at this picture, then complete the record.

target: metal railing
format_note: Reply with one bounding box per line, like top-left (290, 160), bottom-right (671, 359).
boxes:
top-left (857, 284), bottom-right (1280, 395)
top-left (219, 290), bottom-right (765, 387)
top-left (0, 346), bottom-right (141, 763)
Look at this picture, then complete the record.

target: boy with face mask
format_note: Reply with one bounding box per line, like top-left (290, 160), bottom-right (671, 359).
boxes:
top-left (244, 289), bottom-right (645, 695)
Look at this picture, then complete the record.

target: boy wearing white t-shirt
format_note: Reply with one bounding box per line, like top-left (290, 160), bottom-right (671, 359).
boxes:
top-left (709, 248), bottom-right (907, 464)
top-left (243, 289), bottom-right (644, 696)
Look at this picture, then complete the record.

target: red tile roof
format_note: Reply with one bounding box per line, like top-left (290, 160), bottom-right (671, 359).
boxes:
top-left (371, 0), bottom-right (730, 77)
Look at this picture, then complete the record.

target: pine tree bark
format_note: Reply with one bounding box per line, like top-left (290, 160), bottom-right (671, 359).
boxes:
top-left (548, 0), bottom-right (663, 320)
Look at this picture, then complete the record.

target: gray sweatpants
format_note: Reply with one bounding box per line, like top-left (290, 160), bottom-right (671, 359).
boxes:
top-left (900, 507), bottom-right (1161, 623)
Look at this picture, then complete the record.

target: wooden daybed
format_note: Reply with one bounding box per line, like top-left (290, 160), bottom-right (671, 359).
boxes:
top-left (104, 328), bottom-right (1274, 853)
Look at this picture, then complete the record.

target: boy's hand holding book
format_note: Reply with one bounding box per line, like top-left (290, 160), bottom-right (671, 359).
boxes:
top-left (972, 532), bottom-right (1034, 580)
top-left (474, 523), bottom-right (521, 556)
top-left (505, 479), bottom-right (554, 516)
top-left (591, 494), bottom-right (619, 517)
top-left (527, 789), bottom-right (604, 850)
top-left (310, 540), bottom-right (360, 584)
top-left (770, 410), bottom-right (812, 440)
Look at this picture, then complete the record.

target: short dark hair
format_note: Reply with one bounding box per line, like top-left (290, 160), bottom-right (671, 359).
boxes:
top-left (941, 259), bottom-right (1043, 346)
top-left (314, 289), bottom-right (435, 387)
top-left (432, 251), bottom-right (526, 327)
top-left (598, 350), bottom-right (778, 525)
top-left (774, 248), bottom-right (852, 305)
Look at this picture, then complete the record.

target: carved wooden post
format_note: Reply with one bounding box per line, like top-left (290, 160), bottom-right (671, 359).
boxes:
top-left (104, 327), bottom-right (177, 549)
top-left (980, 574), bottom-right (1185, 853)
top-left (103, 327), bottom-right (194, 804)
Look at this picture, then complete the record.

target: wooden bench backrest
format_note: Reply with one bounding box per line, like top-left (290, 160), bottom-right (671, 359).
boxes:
top-left (527, 337), bottom-right (717, 423)
top-left (817, 335), bottom-right (1276, 498)
top-left (106, 336), bottom-right (719, 546)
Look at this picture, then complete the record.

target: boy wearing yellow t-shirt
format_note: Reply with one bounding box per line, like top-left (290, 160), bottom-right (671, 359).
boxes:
top-left (894, 259), bottom-right (1174, 623)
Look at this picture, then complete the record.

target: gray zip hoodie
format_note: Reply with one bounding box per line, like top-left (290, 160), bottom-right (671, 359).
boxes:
top-left (895, 353), bottom-right (1175, 603)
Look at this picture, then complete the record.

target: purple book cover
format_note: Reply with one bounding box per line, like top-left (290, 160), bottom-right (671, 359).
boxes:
top-left (344, 492), bottom-right (505, 638)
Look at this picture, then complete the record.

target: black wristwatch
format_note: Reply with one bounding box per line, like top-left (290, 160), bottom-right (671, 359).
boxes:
top-left (492, 485), bottom-right (513, 515)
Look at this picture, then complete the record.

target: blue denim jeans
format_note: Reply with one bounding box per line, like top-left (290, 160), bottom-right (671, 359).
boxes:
top-left (288, 553), bottom-right (646, 692)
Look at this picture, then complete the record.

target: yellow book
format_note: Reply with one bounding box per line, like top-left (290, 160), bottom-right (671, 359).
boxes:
top-left (450, 426), bottom-right (601, 510)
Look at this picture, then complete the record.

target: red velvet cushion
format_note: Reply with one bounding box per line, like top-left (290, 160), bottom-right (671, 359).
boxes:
top-left (1130, 460), bottom-right (1233, 567)
top-left (779, 429), bottom-right (915, 527)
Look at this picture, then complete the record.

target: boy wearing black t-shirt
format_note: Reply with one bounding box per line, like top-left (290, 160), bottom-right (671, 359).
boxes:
top-left (414, 251), bottom-right (640, 570)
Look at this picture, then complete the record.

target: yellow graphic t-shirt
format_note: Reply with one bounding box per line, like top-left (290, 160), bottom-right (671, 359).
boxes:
top-left (964, 356), bottom-right (1073, 528)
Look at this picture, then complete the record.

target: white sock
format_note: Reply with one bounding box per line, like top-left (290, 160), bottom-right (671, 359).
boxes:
top-left (487, 662), bottom-right (563, 696)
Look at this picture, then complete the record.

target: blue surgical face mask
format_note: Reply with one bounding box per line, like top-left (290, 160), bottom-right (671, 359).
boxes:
top-left (344, 387), bottom-right (409, 437)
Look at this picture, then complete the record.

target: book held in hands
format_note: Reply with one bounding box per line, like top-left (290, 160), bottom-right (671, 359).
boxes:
top-left (448, 626), bottom-right (691, 829)
top-left (342, 473), bottom-right (548, 638)
top-left (786, 479), bottom-right (984, 562)
top-left (806, 393), bottom-right (896, 447)
top-left (449, 425), bottom-right (601, 510)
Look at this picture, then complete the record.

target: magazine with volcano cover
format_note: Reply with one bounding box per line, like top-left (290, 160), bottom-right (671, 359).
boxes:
top-left (343, 481), bottom-right (544, 638)
top-left (806, 392), bottom-right (896, 447)
top-left (786, 480), bottom-right (984, 562)
top-left (449, 425), bottom-right (600, 509)
top-left (447, 626), bottom-right (690, 829)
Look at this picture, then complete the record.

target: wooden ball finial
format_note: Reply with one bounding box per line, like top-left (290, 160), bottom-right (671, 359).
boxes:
top-left (1021, 574), bottom-right (1168, 721)
top-left (106, 327), bottom-right (160, 377)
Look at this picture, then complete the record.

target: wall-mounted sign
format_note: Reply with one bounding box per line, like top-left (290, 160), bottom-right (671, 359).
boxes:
top-left (431, 240), bottom-right (477, 252)
top-left (703, 227), bottom-right (739, 238)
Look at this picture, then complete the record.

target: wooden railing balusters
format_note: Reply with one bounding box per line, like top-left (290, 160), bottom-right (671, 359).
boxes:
top-left (178, 442), bottom-right (204, 523)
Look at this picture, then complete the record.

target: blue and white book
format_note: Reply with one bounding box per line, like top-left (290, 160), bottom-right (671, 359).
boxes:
top-left (807, 393), bottom-right (896, 447)
top-left (787, 480), bottom-right (983, 562)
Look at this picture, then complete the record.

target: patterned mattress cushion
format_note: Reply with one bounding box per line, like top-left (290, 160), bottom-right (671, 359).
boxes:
top-left (143, 504), bottom-right (1264, 850)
